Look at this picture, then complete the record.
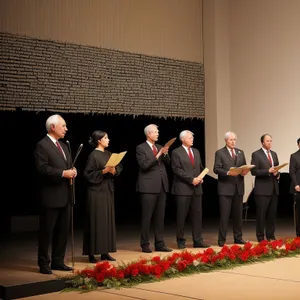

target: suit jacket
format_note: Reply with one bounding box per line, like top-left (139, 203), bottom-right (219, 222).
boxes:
top-left (213, 147), bottom-right (246, 196)
top-left (136, 142), bottom-right (170, 193)
top-left (251, 148), bottom-right (279, 196)
top-left (289, 149), bottom-right (300, 194)
top-left (34, 136), bottom-right (72, 208)
top-left (171, 146), bottom-right (204, 196)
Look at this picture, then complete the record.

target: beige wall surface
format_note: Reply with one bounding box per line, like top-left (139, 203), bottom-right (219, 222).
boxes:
top-left (0, 0), bottom-right (203, 62)
top-left (204, 0), bottom-right (300, 198)
top-left (229, 0), bottom-right (300, 184)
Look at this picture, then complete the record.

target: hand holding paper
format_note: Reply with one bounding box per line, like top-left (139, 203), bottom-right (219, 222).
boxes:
top-left (197, 168), bottom-right (209, 180)
top-left (273, 162), bottom-right (288, 172)
top-left (229, 165), bottom-right (255, 175)
top-left (105, 151), bottom-right (127, 167)
top-left (164, 137), bottom-right (176, 148)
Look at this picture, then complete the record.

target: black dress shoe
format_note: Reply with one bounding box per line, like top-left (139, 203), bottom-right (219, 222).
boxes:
top-left (142, 246), bottom-right (152, 253)
top-left (101, 254), bottom-right (116, 261)
top-left (51, 264), bottom-right (73, 271)
top-left (155, 245), bottom-right (173, 252)
top-left (234, 239), bottom-right (247, 245)
top-left (39, 265), bottom-right (52, 274)
top-left (218, 241), bottom-right (225, 247)
top-left (178, 242), bottom-right (186, 249)
top-left (267, 237), bottom-right (277, 242)
top-left (193, 241), bottom-right (211, 248)
top-left (89, 255), bottom-right (98, 263)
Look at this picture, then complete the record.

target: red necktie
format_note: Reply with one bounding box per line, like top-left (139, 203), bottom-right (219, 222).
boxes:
top-left (56, 141), bottom-right (65, 159)
top-left (152, 144), bottom-right (158, 156)
top-left (188, 147), bottom-right (194, 166)
top-left (231, 149), bottom-right (236, 160)
top-left (267, 151), bottom-right (272, 165)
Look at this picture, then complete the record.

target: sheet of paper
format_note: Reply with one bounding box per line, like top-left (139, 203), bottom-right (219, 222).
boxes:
top-left (273, 162), bottom-right (288, 171)
top-left (105, 151), bottom-right (127, 167)
top-left (165, 137), bottom-right (177, 148)
top-left (198, 167), bottom-right (209, 179)
top-left (229, 164), bottom-right (255, 175)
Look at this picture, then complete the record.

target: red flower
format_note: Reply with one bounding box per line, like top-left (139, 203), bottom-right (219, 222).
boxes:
top-left (153, 265), bottom-right (163, 276)
top-left (116, 271), bottom-right (124, 279)
top-left (140, 264), bottom-right (151, 275)
top-left (244, 242), bottom-right (253, 250)
top-left (80, 269), bottom-right (95, 278)
top-left (95, 273), bottom-right (105, 283)
top-left (95, 261), bottom-right (111, 272)
top-left (200, 255), bottom-right (210, 263)
top-left (152, 256), bottom-right (161, 263)
top-left (204, 248), bottom-right (215, 256)
top-left (177, 260), bottom-right (187, 271)
top-left (131, 268), bottom-right (139, 277)
top-left (239, 251), bottom-right (250, 262)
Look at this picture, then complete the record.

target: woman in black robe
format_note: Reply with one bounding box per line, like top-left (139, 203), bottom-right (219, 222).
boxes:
top-left (82, 130), bottom-right (122, 262)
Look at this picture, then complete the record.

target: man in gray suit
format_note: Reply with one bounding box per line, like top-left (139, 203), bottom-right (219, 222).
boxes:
top-left (251, 134), bottom-right (280, 242)
top-left (214, 131), bottom-right (248, 247)
top-left (289, 138), bottom-right (300, 237)
top-left (171, 130), bottom-right (210, 249)
top-left (136, 124), bottom-right (172, 253)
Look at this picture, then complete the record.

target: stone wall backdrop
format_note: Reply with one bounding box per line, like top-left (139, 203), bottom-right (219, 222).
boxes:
top-left (0, 32), bottom-right (204, 119)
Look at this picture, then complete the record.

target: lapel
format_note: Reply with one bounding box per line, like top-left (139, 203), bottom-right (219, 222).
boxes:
top-left (191, 147), bottom-right (197, 166)
top-left (181, 145), bottom-right (195, 167)
top-left (296, 150), bottom-right (300, 160)
top-left (223, 146), bottom-right (236, 165)
top-left (45, 136), bottom-right (67, 164)
top-left (260, 148), bottom-right (272, 166)
top-left (144, 142), bottom-right (156, 158)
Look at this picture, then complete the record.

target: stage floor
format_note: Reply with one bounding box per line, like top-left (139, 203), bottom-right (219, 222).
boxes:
top-left (1, 218), bottom-right (299, 299)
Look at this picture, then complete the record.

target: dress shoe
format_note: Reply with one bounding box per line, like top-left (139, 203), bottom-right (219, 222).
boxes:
top-left (155, 245), bottom-right (173, 252)
top-left (193, 241), bottom-right (211, 248)
top-left (101, 253), bottom-right (116, 261)
top-left (177, 242), bottom-right (186, 249)
top-left (39, 265), bottom-right (52, 274)
top-left (51, 264), bottom-right (73, 271)
top-left (234, 239), bottom-right (247, 245)
top-left (142, 246), bottom-right (152, 253)
top-left (89, 255), bottom-right (98, 263)
top-left (267, 237), bottom-right (277, 242)
top-left (218, 241), bottom-right (225, 247)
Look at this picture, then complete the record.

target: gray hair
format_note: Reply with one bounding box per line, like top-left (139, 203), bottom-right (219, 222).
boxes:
top-left (144, 124), bottom-right (158, 136)
top-left (224, 131), bottom-right (237, 141)
top-left (45, 114), bottom-right (61, 132)
top-left (179, 130), bottom-right (194, 142)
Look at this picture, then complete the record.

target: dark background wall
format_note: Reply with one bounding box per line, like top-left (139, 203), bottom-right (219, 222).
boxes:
top-left (0, 109), bottom-right (219, 232)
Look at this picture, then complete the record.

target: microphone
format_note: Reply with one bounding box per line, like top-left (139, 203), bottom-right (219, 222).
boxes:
top-left (73, 144), bottom-right (83, 167)
top-left (66, 141), bottom-right (83, 167)
top-left (66, 140), bottom-right (72, 163)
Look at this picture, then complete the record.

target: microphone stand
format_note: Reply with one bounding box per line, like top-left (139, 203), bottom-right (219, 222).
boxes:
top-left (66, 141), bottom-right (83, 272)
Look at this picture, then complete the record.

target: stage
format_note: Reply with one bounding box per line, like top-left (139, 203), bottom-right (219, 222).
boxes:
top-left (1, 219), bottom-right (299, 300)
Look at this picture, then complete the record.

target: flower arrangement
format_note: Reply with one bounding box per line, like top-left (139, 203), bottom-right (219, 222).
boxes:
top-left (65, 237), bottom-right (300, 292)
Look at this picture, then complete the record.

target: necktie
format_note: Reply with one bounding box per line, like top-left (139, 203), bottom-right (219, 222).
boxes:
top-left (56, 141), bottom-right (65, 159)
top-left (267, 151), bottom-right (272, 165)
top-left (188, 147), bottom-right (194, 166)
top-left (152, 144), bottom-right (158, 156)
top-left (231, 149), bottom-right (236, 160)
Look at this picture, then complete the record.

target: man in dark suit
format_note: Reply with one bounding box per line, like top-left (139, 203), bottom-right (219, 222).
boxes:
top-left (34, 114), bottom-right (77, 274)
top-left (171, 130), bottom-right (210, 249)
top-left (289, 138), bottom-right (300, 237)
top-left (136, 124), bottom-right (172, 253)
top-left (251, 133), bottom-right (280, 242)
top-left (213, 131), bottom-right (248, 247)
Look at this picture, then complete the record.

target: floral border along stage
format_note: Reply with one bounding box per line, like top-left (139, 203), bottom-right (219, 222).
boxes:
top-left (65, 238), bottom-right (300, 292)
